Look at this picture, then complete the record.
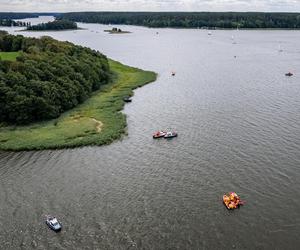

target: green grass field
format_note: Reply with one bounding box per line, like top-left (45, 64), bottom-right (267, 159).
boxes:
top-left (0, 51), bottom-right (21, 61)
top-left (0, 60), bottom-right (157, 151)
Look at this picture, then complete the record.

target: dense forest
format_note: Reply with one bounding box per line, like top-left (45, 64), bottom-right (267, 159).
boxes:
top-left (0, 13), bottom-right (38, 20)
top-left (0, 31), bottom-right (110, 124)
top-left (59, 12), bottom-right (300, 29)
top-left (0, 19), bottom-right (30, 27)
top-left (27, 20), bottom-right (78, 31)
top-left (0, 13), bottom-right (60, 19)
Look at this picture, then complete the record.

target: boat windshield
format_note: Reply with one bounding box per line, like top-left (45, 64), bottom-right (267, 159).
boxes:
top-left (50, 218), bottom-right (59, 225)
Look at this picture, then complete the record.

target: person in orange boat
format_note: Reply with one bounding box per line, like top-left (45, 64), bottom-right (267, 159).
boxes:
top-left (230, 192), bottom-right (237, 200)
top-left (229, 202), bottom-right (236, 209)
top-left (223, 195), bottom-right (230, 203)
top-left (230, 192), bottom-right (239, 205)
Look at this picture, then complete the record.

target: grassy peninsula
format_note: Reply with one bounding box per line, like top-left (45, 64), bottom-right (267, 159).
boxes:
top-left (0, 60), bottom-right (156, 151)
top-left (0, 32), bottom-right (156, 151)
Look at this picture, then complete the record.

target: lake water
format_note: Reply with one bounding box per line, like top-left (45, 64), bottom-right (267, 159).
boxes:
top-left (1, 16), bottom-right (300, 249)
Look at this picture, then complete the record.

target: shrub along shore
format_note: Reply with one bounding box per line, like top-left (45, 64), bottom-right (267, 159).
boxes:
top-left (0, 60), bottom-right (156, 151)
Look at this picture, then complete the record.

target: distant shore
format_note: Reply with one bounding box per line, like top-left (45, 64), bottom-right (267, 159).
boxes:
top-left (59, 12), bottom-right (300, 29)
top-left (18, 27), bottom-right (85, 32)
top-left (0, 60), bottom-right (156, 151)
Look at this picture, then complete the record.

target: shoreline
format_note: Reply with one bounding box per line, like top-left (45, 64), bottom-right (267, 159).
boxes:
top-left (63, 22), bottom-right (300, 31)
top-left (16, 27), bottom-right (86, 32)
top-left (0, 59), bottom-right (157, 151)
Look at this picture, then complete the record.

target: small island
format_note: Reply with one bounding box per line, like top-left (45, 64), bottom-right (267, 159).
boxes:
top-left (26, 19), bottom-right (80, 31)
top-left (104, 27), bottom-right (131, 34)
top-left (0, 32), bottom-right (156, 151)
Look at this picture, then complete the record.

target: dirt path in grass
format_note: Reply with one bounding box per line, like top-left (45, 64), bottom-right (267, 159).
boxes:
top-left (91, 118), bottom-right (103, 133)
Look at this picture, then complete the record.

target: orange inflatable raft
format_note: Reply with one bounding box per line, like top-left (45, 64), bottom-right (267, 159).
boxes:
top-left (223, 192), bottom-right (244, 210)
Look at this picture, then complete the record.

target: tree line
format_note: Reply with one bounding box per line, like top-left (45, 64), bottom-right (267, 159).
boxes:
top-left (0, 13), bottom-right (61, 19)
top-left (27, 20), bottom-right (78, 31)
top-left (59, 12), bottom-right (300, 29)
top-left (0, 19), bottom-right (31, 27)
top-left (0, 31), bottom-right (110, 124)
top-left (0, 13), bottom-right (34, 27)
top-left (0, 13), bottom-right (39, 20)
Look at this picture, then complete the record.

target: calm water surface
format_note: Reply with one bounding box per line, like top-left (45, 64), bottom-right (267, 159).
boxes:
top-left (0, 17), bottom-right (300, 249)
